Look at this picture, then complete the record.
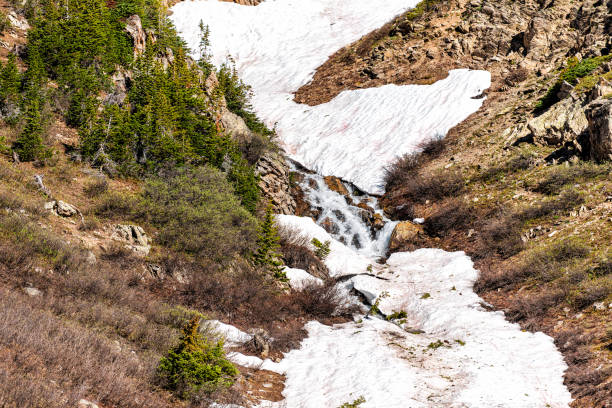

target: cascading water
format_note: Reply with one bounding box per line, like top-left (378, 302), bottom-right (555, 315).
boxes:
top-left (292, 164), bottom-right (397, 260)
top-left (170, 1), bottom-right (573, 407)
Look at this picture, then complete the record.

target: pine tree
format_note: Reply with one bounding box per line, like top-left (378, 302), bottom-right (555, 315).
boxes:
top-left (13, 47), bottom-right (46, 162)
top-left (253, 205), bottom-right (287, 281)
top-left (157, 318), bottom-right (238, 399)
top-left (0, 53), bottom-right (20, 102)
top-left (197, 20), bottom-right (213, 77)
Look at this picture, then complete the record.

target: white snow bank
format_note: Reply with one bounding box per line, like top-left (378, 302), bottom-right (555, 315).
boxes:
top-left (284, 267), bottom-right (323, 290)
top-left (205, 320), bottom-right (252, 346)
top-left (267, 249), bottom-right (571, 408)
top-left (171, 0), bottom-right (491, 194)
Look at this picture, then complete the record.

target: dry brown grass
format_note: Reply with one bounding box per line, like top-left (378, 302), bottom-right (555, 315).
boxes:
top-left (0, 288), bottom-right (173, 408)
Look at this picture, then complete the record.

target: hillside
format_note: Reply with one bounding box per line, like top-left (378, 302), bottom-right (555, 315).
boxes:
top-left (293, 0), bottom-right (612, 406)
top-left (0, 0), bottom-right (610, 407)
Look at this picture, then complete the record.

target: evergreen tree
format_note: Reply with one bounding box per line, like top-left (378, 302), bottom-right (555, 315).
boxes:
top-left (157, 318), bottom-right (238, 399)
top-left (253, 205), bottom-right (287, 281)
top-left (13, 47), bottom-right (47, 161)
top-left (13, 94), bottom-right (45, 161)
top-left (0, 53), bottom-right (20, 103)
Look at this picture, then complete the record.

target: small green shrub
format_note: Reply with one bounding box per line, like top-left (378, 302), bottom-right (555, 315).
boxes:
top-left (386, 310), bottom-right (407, 320)
top-left (536, 55), bottom-right (612, 111)
top-left (140, 167), bottom-right (257, 263)
top-left (404, 0), bottom-right (441, 21)
top-left (311, 238), bottom-right (331, 260)
top-left (427, 340), bottom-right (449, 350)
top-left (338, 396), bottom-right (366, 408)
top-left (83, 178), bottom-right (108, 198)
top-left (157, 318), bottom-right (238, 399)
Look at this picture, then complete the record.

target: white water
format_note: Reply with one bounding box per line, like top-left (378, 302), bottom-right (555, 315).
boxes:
top-left (170, 1), bottom-right (572, 407)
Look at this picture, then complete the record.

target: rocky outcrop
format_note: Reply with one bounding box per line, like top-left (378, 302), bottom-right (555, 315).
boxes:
top-left (256, 153), bottom-right (296, 215)
top-left (527, 97), bottom-right (588, 146)
top-left (389, 221), bottom-right (424, 252)
top-left (323, 176), bottom-right (350, 196)
top-left (110, 224), bottom-right (151, 255)
top-left (45, 200), bottom-right (79, 218)
top-left (125, 15), bottom-right (146, 56)
top-left (585, 99), bottom-right (612, 161)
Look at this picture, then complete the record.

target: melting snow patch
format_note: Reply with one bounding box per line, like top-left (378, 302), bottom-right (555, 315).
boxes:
top-left (171, 0), bottom-right (491, 194)
top-left (284, 267), bottom-right (323, 290)
top-left (205, 320), bottom-right (253, 346)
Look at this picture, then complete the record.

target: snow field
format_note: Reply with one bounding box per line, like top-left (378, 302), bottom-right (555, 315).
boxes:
top-left (170, 0), bottom-right (491, 194)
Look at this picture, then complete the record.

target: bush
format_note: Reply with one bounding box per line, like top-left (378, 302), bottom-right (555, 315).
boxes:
top-left (292, 281), bottom-right (351, 318)
top-left (157, 318), bottom-right (238, 399)
top-left (478, 216), bottom-right (525, 258)
top-left (384, 137), bottom-right (446, 191)
top-left (140, 167), bottom-right (257, 263)
top-left (83, 178), bottom-right (108, 198)
top-left (423, 199), bottom-right (472, 237)
top-left (571, 276), bottom-right (611, 310)
top-left (392, 170), bottom-right (464, 204)
top-left (535, 55), bottom-right (612, 111)
top-left (506, 289), bottom-right (566, 321)
top-left (253, 205), bottom-right (286, 280)
top-left (517, 190), bottom-right (584, 220)
top-left (477, 239), bottom-right (590, 290)
top-left (277, 225), bottom-right (328, 278)
top-left (311, 238), bottom-right (331, 260)
top-left (531, 164), bottom-right (608, 195)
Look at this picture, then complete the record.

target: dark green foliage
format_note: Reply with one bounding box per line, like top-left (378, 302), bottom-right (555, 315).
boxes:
top-left (217, 60), bottom-right (273, 136)
top-left (253, 205), bottom-right (286, 280)
top-left (536, 55), bottom-right (612, 111)
top-left (0, 54), bottom-right (20, 105)
top-left (197, 20), bottom-right (214, 77)
top-left (139, 167), bottom-right (258, 263)
top-left (13, 47), bottom-right (50, 161)
top-left (15, 0), bottom-right (264, 210)
top-left (157, 318), bottom-right (238, 399)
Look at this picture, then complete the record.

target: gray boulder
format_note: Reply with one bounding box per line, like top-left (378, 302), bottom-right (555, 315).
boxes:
top-left (585, 99), bottom-right (612, 161)
top-left (528, 97), bottom-right (588, 146)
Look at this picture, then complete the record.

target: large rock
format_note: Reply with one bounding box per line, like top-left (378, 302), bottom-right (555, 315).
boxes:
top-left (256, 153), bottom-right (296, 215)
top-left (220, 109), bottom-right (252, 144)
top-left (585, 99), bottom-right (612, 161)
top-left (52, 200), bottom-right (78, 217)
top-left (111, 224), bottom-right (150, 255)
top-left (389, 221), bottom-right (424, 252)
top-left (125, 15), bottom-right (146, 56)
top-left (323, 176), bottom-right (350, 196)
top-left (528, 97), bottom-right (588, 146)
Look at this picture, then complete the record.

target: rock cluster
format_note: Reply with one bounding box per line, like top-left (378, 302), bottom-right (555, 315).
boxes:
top-left (256, 153), bottom-right (296, 215)
top-left (110, 224), bottom-right (151, 255)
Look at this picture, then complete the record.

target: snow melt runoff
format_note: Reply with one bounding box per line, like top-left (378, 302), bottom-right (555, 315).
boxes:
top-left (170, 1), bottom-right (572, 407)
